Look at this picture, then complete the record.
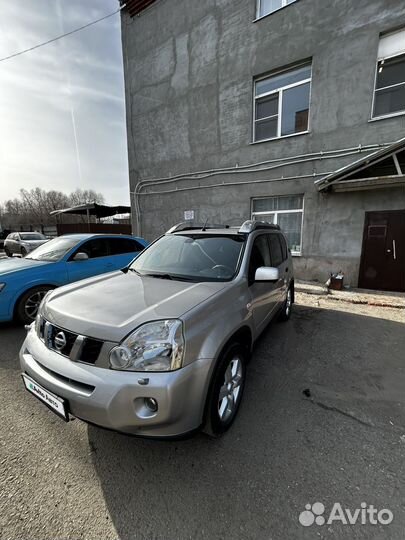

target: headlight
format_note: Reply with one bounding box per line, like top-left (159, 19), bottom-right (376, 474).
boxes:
top-left (0, 283), bottom-right (5, 293)
top-left (109, 320), bottom-right (184, 372)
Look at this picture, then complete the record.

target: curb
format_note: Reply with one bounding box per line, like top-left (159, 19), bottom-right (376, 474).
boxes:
top-left (296, 285), bottom-right (405, 310)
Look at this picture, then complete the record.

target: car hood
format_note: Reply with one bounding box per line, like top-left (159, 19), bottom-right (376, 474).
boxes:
top-left (0, 257), bottom-right (49, 276)
top-left (43, 271), bottom-right (227, 342)
top-left (25, 239), bottom-right (48, 247)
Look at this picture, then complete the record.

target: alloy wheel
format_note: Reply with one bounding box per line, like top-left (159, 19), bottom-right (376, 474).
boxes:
top-left (24, 291), bottom-right (47, 320)
top-left (217, 355), bottom-right (243, 422)
top-left (285, 288), bottom-right (292, 316)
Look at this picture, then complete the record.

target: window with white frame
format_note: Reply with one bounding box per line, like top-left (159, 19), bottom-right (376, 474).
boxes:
top-left (254, 63), bottom-right (311, 142)
top-left (373, 28), bottom-right (405, 118)
top-left (252, 195), bottom-right (304, 254)
top-left (256, 0), bottom-right (297, 19)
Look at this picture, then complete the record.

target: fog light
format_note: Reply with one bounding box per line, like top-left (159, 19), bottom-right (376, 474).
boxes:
top-left (144, 397), bottom-right (158, 413)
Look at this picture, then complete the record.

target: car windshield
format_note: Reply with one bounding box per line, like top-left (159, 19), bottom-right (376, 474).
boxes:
top-left (20, 233), bottom-right (45, 241)
top-left (26, 237), bottom-right (80, 262)
top-left (130, 234), bottom-right (246, 282)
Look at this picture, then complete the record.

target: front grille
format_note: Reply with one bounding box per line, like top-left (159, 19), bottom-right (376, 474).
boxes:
top-left (39, 318), bottom-right (104, 365)
top-left (80, 338), bottom-right (103, 364)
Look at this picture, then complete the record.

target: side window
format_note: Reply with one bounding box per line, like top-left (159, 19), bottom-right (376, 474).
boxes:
top-left (248, 235), bottom-right (271, 283)
top-left (279, 234), bottom-right (288, 261)
top-left (76, 238), bottom-right (109, 259)
top-left (268, 234), bottom-right (283, 267)
top-left (108, 238), bottom-right (143, 255)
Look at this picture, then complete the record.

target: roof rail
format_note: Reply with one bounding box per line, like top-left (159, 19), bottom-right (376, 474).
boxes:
top-left (166, 221), bottom-right (229, 234)
top-left (238, 220), bottom-right (280, 234)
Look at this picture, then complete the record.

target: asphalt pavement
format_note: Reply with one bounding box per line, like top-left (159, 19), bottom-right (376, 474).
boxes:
top-left (0, 295), bottom-right (404, 540)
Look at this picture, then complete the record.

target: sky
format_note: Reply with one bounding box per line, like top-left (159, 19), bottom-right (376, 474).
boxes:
top-left (0, 0), bottom-right (129, 205)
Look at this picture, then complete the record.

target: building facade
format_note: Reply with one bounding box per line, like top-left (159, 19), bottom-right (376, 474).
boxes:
top-left (120, 0), bottom-right (405, 290)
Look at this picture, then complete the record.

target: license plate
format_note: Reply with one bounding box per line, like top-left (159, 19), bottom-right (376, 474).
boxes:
top-left (22, 373), bottom-right (69, 422)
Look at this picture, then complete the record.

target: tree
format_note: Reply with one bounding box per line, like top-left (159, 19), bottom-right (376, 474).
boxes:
top-left (0, 187), bottom-right (106, 229)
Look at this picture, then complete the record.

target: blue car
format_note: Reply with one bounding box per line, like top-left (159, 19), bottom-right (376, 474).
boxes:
top-left (0, 234), bottom-right (148, 324)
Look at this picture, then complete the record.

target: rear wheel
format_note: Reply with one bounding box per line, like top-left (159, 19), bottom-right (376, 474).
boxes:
top-left (203, 343), bottom-right (247, 437)
top-left (21, 247), bottom-right (27, 257)
top-left (4, 247), bottom-right (12, 257)
top-left (16, 286), bottom-right (53, 324)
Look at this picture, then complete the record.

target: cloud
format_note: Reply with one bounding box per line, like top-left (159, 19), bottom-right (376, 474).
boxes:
top-left (0, 0), bottom-right (129, 206)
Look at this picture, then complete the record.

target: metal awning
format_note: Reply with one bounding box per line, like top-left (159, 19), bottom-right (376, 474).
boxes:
top-left (50, 203), bottom-right (131, 219)
top-left (315, 137), bottom-right (405, 192)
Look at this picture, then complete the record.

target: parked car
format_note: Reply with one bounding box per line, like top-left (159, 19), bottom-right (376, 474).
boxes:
top-left (19, 221), bottom-right (294, 438)
top-left (0, 233), bottom-right (147, 324)
top-left (4, 232), bottom-right (49, 257)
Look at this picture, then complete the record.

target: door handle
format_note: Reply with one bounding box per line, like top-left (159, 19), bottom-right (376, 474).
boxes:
top-left (393, 239), bottom-right (396, 261)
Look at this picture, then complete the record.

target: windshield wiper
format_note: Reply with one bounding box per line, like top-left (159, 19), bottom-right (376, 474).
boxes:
top-left (127, 267), bottom-right (140, 275)
top-left (143, 273), bottom-right (175, 280)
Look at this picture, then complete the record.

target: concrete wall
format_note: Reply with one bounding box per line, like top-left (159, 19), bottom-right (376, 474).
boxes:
top-left (121, 0), bottom-right (405, 285)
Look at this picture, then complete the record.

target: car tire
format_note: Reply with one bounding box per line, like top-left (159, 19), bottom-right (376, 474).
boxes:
top-left (21, 247), bottom-right (27, 257)
top-left (278, 286), bottom-right (293, 322)
top-left (4, 247), bottom-right (12, 257)
top-left (15, 286), bottom-right (54, 324)
top-left (203, 343), bottom-right (247, 438)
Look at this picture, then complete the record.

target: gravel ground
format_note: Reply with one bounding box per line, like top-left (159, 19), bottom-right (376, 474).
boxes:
top-left (0, 295), bottom-right (404, 540)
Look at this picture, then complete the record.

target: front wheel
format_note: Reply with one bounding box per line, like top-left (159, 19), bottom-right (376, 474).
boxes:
top-left (15, 286), bottom-right (53, 324)
top-left (4, 247), bottom-right (12, 257)
top-left (203, 343), bottom-right (247, 437)
top-left (278, 286), bottom-right (293, 322)
top-left (21, 247), bottom-right (27, 257)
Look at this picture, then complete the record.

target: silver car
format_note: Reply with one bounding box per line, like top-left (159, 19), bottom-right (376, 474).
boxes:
top-left (20, 221), bottom-right (294, 438)
top-left (4, 232), bottom-right (48, 257)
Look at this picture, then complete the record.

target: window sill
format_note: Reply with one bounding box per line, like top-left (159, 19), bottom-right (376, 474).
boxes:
top-left (369, 111), bottom-right (405, 122)
top-left (251, 130), bottom-right (309, 146)
top-left (253, 1), bottom-right (300, 23)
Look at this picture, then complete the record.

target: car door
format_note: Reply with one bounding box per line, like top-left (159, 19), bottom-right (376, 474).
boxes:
top-left (268, 233), bottom-right (287, 305)
top-left (10, 234), bottom-right (19, 254)
top-left (106, 237), bottom-right (144, 270)
top-left (248, 234), bottom-right (279, 333)
top-left (66, 238), bottom-right (113, 282)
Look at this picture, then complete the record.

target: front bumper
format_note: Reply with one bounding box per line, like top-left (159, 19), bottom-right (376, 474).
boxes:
top-left (20, 328), bottom-right (213, 437)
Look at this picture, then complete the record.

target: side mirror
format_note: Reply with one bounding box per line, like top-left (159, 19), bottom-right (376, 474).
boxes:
top-left (255, 266), bottom-right (279, 282)
top-left (73, 252), bottom-right (89, 261)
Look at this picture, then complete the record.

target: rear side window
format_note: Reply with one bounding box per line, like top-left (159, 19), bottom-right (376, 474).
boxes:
top-left (268, 234), bottom-right (283, 267)
top-left (108, 238), bottom-right (144, 255)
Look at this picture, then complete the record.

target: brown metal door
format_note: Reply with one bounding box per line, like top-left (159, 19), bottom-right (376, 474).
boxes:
top-left (359, 210), bottom-right (405, 292)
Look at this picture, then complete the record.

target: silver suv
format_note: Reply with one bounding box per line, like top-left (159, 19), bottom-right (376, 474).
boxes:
top-left (20, 221), bottom-right (294, 438)
top-left (4, 232), bottom-right (48, 257)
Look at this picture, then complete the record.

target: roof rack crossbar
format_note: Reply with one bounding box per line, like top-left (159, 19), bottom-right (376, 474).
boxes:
top-left (166, 221), bottom-right (230, 234)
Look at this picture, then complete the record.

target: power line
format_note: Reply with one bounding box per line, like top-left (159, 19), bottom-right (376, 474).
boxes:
top-left (0, 6), bottom-right (124, 64)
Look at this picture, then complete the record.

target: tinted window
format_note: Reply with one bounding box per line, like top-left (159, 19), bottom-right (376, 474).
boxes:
top-left (268, 234), bottom-right (283, 267)
top-left (279, 234), bottom-right (288, 261)
top-left (249, 235), bottom-right (271, 283)
top-left (108, 237), bottom-right (143, 255)
top-left (20, 233), bottom-right (45, 241)
top-left (77, 238), bottom-right (109, 259)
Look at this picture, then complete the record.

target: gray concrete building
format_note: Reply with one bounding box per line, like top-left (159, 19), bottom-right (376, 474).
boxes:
top-left (120, 0), bottom-right (405, 291)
